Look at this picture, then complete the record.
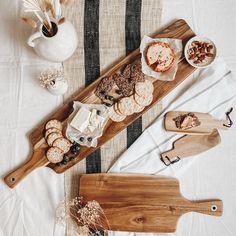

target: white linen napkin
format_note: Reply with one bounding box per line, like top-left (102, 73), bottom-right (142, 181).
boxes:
top-left (108, 58), bottom-right (236, 236)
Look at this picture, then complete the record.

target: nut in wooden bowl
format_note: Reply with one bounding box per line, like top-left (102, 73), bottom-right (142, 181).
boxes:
top-left (184, 36), bottom-right (217, 68)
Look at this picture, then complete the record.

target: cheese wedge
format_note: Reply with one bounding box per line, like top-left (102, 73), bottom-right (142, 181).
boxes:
top-left (70, 107), bottom-right (91, 132)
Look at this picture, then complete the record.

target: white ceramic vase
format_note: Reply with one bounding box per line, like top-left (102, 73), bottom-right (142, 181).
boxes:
top-left (27, 21), bottom-right (78, 62)
top-left (47, 79), bottom-right (68, 95)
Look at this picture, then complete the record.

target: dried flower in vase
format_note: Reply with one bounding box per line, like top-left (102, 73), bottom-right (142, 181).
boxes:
top-left (39, 68), bottom-right (64, 87)
top-left (56, 196), bottom-right (109, 236)
top-left (39, 69), bottom-right (68, 95)
top-left (21, 0), bottom-right (71, 37)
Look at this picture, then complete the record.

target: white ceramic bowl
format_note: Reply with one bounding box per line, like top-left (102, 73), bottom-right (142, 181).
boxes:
top-left (184, 36), bottom-right (217, 68)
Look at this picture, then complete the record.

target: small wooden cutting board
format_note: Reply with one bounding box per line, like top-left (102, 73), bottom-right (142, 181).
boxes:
top-left (165, 111), bottom-right (229, 135)
top-left (161, 129), bottom-right (221, 165)
top-left (79, 174), bottom-right (223, 233)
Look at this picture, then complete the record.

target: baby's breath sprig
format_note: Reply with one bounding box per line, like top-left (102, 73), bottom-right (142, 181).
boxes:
top-left (39, 68), bottom-right (64, 88)
top-left (56, 196), bottom-right (109, 236)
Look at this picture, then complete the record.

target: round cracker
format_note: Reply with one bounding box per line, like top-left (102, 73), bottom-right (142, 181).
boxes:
top-left (135, 80), bottom-right (154, 98)
top-left (131, 97), bottom-right (145, 113)
top-left (53, 137), bottom-right (71, 153)
top-left (45, 119), bottom-right (62, 131)
top-left (47, 132), bottom-right (62, 146)
top-left (134, 93), bottom-right (153, 107)
top-left (46, 147), bottom-right (64, 163)
top-left (45, 128), bottom-right (62, 138)
top-left (114, 102), bottom-right (124, 116)
top-left (109, 106), bottom-right (126, 122)
top-left (118, 97), bottom-right (135, 116)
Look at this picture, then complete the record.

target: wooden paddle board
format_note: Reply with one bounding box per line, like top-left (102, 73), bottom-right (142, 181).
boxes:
top-left (4, 19), bottom-right (197, 188)
top-left (79, 174), bottom-right (223, 233)
top-left (161, 129), bottom-right (221, 165)
top-left (165, 111), bottom-right (229, 135)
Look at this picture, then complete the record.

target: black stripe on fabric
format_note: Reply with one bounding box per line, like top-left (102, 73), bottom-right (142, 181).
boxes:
top-left (84, 0), bottom-right (101, 174)
top-left (125, 0), bottom-right (142, 148)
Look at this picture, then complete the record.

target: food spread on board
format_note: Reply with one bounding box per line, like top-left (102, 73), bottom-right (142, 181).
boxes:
top-left (95, 60), bottom-right (154, 122)
top-left (145, 41), bottom-right (175, 72)
top-left (173, 112), bottom-right (201, 130)
top-left (5, 19), bottom-right (230, 209)
top-left (4, 18), bottom-right (230, 234)
top-left (43, 119), bottom-right (81, 165)
top-left (140, 35), bottom-right (183, 81)
top-left (66, 102), bottom-right (109, 148)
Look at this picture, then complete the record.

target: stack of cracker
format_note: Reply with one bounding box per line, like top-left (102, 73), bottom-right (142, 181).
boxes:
top-left (44, 119), bottom-right (72, 163)
top-left (109, 79), bottom-right (154, 122)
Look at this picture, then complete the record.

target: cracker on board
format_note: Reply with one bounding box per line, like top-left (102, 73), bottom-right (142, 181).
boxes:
top-left (131, 97), bottom-right (145, 113)
top-left (113, 74), bottom-right (135, 97)
top-left (52, 137), bottom-right (71, 153)
top-left (95, 76), bottom-right (115, 100)
top-left (45, 127), bottom-right (62, 138)
top-left (45, 119), bottom-right (62, 131)
top-left (46, 132), bottom-right (63, 146)
top-left (113, 102), bottom-right (124, 116)
top-left (109, 105), bottom-right (126, 122)
top-left (46, 147), bottom-right (64, 163)
top-left (118, 96), bottom-right (136, 116)
top-left (134, 93), bottom-right (153, 107)
top-left (135, 79), bottom-right (154, 97)
top-left (130, 60), bottom-right (145, 83)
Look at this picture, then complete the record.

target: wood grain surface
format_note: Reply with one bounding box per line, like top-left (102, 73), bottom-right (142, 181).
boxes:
top-left (4, 19), bottom-right (197, 188)
top-left (165, 111), bottom-right (229, 135)
top-left (79, 174), bottom-right (223, 233)
top-left (161, 129), bottom-right (221, 164)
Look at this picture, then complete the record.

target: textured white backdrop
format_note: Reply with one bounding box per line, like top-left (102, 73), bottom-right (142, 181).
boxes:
top-left (0, 0), bottom-right (236, 236)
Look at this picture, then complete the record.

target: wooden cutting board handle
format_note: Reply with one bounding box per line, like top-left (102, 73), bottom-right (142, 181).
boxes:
top-left (161, 149), bottom-right (178, 159)
top-left (210, 119), bottom-right (228, 129)
top-left (4, 148), bottom-right (49, 188)
top-left (187, 199), bottom-right (223, 216)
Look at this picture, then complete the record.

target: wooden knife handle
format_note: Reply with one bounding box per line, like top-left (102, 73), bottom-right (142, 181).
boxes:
top-left (188, 199), bottom-right (223, 216)
top-left (4, 148), bottom-right (49, 188)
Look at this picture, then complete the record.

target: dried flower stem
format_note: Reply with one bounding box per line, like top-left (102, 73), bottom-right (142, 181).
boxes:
top-left (21, 17), bottom-right (37, 28)
top-left (39, 68), bottom-right (64, 88)
top-left (33, 10), bottom-right (44, 24)
top-left (59, 0), bottom-right (73, 6)
top-left (41, 0), bottom-right (52, 29)
top-left (58, 17), bottom-right (65, 25)
top-left (56, 197), bottom-right (110, 235)
top-left (45, 0), bottom-right (56, 18)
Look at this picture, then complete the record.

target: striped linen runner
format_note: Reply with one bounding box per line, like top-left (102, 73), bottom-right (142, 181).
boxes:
top-left (62, 1), bottom-right (162, 235)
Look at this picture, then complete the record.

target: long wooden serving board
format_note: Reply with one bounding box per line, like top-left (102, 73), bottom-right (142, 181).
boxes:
top-left (79, 174), bottom-right (223, 233)
top-left (4, 19), bottom-right (196, 188)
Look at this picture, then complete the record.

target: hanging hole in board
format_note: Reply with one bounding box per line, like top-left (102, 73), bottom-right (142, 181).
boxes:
top-left (11, 177), bottom-right (16, 182)
top-left (211, 205), bottom-right (217, 212)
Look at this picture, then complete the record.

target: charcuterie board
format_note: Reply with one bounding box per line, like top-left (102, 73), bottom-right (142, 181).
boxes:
top-left (79, 174), bottom-right (223, 232)
top-left (4, 19), bottom-right (196, 188)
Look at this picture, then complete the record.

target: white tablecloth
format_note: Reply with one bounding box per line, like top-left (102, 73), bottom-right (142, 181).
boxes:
top-left (1, 1), bottom-right (236, 236)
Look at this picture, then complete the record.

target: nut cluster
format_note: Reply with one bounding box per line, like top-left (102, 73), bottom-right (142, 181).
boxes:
top-left (188, 41), bottom-right (214, 64)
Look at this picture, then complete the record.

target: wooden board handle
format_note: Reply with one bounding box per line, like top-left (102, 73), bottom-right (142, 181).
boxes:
top-left (4, 148), bottom-right (49, 188)
top-left (161, 149), bottom-right (178, 159)
top-left (211, 119), bottom-right (229, 129)
top-left (188, 199), bottom-right (223, 216)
